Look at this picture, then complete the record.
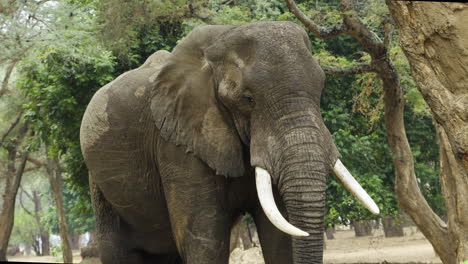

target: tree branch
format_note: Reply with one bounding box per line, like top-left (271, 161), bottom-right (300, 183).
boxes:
top-left (19, 187), bottom-right (34, 216)
top-left (20, 185), bottom-right (34, 201)
top-left (0, 110), bottom-right (24, 148)
top-left (338, 0), bottom-right (386, 59)
top-left (0, 60), bottom-right (18, 98)
top-left (285, 0), bottom-right (348, 38)
top-left (188, 0), bottom-right (216, 25)
top-left (26, 157), bottom-right (44, 168)
top-left (321, 63), bottom-right (374, 75)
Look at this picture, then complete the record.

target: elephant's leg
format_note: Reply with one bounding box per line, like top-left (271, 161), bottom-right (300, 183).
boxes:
top-left (158, 154), bottom-right (231, 263)
top-left (90, 182), bottom-right (144, 264)
top-left (253, 188), bottom-right (293, 264)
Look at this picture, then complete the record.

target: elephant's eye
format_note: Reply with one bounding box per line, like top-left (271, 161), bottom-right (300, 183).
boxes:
top-left (243, 95), bottom-right (254, 103)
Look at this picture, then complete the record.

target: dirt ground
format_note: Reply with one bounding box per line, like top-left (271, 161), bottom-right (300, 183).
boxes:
top-left (324, 227), bottom-right (441, 264)
top-left (8, 227), bottom-right (442, 264)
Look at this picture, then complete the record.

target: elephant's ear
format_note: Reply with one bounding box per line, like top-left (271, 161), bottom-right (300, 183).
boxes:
top-left (151, 25), bottom-right (244, 177)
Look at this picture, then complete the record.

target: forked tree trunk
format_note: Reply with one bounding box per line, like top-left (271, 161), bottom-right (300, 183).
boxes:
top-left (0, 124), bottom-right (29, 261)
top-left (45, 150), bottom-right (73, 263)
top-left (387, 2), bottom-right (468, 262)
top-left (382, 216), bottom-right (404, 237)
top-left (0, 151), bottom-right (28, 261)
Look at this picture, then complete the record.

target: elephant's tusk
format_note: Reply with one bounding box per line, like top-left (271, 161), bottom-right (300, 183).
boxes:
top-left (255, 167), bottom-right (309, 237)
top-left (332, 159), bottom-right (380, 215)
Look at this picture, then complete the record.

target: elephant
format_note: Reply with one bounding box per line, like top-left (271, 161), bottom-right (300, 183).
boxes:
top-left (80, 21), bottom-right (379, 264)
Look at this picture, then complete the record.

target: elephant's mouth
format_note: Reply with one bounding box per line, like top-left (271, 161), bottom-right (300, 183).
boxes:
top-left (255, 159), bottom-right (380, 237)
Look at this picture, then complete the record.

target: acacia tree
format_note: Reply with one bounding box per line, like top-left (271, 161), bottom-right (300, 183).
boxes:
top-left (284, 0), bottom-right (464, 263)
top-left (387, 1), bottom-right (468, 261)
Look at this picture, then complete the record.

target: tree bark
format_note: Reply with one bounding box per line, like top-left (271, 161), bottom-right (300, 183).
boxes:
top-left (45, 149), bottom-right (73, 263)
top-left (382, 216), bottom-right (404, 237)
top-left (387, 2), bottom-right (468, 262)
top-left (436, 123), bottom-right (468, 261)
top-left (387, 2), bottom-right (468, 171)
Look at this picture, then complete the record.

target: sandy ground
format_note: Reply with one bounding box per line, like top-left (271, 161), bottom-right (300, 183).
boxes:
top-left (324, 227), bottom-right (441, 263)
top-left (8, 227), bottom-right (442, 263)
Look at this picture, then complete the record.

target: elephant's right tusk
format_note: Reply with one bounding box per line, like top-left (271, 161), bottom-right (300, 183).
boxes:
top-left (332, 159), bottom-right (380, 215)
top-left (255, 167), bottom-right (309, 237)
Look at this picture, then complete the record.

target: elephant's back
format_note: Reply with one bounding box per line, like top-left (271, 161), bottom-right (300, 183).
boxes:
top-left (80, 50), bottom-right (171, 156)
top-left (80, 51), bottom-right (174, 235)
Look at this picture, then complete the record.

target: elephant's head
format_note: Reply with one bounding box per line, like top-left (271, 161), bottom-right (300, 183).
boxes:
top-left (152, 21), bottom-right (378, 262)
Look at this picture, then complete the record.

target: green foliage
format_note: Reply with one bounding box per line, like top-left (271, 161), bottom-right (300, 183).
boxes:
top-left (50, 244), bottom-right (64, 261)
top-left (95, 0), bottom-right (189, 70)
top-left (42, 181), bottom-right (95, 235)
top-left (17, 27), bottom-right (116, 218)
top-left (10, 208), bottom-right (41, 246)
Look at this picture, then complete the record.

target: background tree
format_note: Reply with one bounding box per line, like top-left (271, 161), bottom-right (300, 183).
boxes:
top-left (388, 1), bottom-right (468, 261)
top-left (0, 112), bottom-right (29, 260)
top-left (285, 0), bottom-right (460, 262)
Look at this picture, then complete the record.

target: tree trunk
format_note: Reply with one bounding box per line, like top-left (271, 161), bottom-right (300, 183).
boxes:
top-left (45, 150), bottom-right (73, 263)
top-left (387, 2), bottom-right (468, 262)
top-left (285, 0), bottom-right (467, 262)
top-left (33, 190), bottom-right (50, 256)
top-left (352, 220), bottom-right (372, 237)
top-left (0, 129), bottom-right (29, 261)
top-left (382, 216), bottom-right (404, 237)
top-left (325, 227), bottom-right (335, 240)
top-left (70, 232), bottom-right (80, 250)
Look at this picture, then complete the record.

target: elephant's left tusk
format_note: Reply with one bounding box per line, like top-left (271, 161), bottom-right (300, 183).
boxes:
top-left (332, 159), bottom-right (380, 215)
top-left (255, 167), bottom-right (309, 237)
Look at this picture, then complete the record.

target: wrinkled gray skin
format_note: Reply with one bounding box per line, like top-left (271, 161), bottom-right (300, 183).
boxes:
top-left (80, 21), bottom-right (339, 264)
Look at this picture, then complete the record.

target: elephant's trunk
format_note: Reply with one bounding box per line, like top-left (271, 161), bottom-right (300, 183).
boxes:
top-left (281, 172), bottom-right (328, 264)
top-left (253, 107), bottom-right (379, 263)
top-left (279, 137), bottom-right (329, 264)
